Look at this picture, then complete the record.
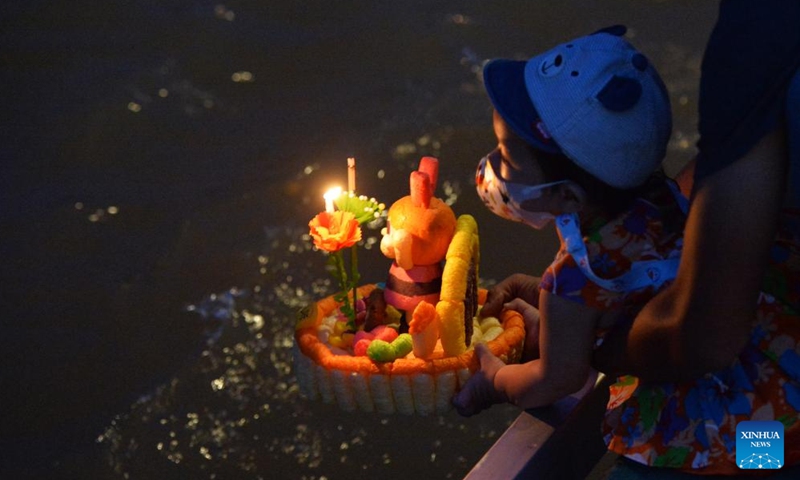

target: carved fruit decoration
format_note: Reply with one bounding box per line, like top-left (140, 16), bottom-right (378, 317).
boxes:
top-left (381, 157), bottom-right (457, 320)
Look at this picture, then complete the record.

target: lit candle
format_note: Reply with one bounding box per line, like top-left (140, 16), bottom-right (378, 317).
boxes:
top-left (324, 187), bottom-right (342, 213)
top-left (347, 157), bottom-right (356, 193)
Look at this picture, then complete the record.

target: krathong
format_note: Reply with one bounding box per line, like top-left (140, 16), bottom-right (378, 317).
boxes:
top-left (294, 157), bottom-right (527, 415)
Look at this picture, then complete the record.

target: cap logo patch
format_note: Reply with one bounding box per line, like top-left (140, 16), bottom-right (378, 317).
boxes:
top-left (538, 52), bottom-right (564, 77)
top-left (532, 119), bottom-right (552, 142)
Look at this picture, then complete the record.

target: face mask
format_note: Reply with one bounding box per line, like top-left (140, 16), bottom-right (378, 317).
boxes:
top-left (475, 151), bottom-right (566, 229)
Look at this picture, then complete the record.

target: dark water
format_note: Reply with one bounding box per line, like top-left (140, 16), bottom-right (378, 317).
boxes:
top-left (3, 1), bottom-right (716, 478)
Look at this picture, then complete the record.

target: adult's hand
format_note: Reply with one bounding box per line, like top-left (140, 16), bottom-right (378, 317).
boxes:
top-left (481, 274), bottom-right (541, 318)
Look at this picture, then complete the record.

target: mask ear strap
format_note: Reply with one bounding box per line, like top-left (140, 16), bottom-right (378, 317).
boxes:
top-left (485, 148), bottom-right (565, 192)
top-left (512, 180), bottom-right (568, 201)
top-left (555, 213), bottom-right (680, 293)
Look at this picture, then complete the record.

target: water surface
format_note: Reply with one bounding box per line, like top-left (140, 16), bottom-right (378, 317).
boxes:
top-left (3, 1), bottom-right (716, 478)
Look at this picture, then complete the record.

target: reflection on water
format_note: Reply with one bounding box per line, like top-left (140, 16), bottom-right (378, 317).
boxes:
top-left (98, 225), bottom-right (519, 479)
top-left (4, 1), bottom-right (717, 478)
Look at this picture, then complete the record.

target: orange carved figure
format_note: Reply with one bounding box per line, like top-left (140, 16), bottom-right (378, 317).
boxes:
top-left (380, 157), bottom-right (457, 332)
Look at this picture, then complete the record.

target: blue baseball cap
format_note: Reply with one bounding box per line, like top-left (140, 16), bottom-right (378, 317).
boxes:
top-left (483, 26), bottom-right (672, 189)
top-left (483, 58), bottom-right (564, 154)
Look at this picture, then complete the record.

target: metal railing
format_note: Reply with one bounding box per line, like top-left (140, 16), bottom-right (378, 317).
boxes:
top-left (465, 374), bottom-right (613, 480)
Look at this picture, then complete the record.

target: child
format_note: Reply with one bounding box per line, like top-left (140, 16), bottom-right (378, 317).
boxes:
top-left (453, 26), bottom-right (800, 475)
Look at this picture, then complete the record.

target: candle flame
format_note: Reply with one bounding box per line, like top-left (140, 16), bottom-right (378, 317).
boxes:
top-left (324, 186), bottom-right (342, 201)
top-left (324, 186), bottom-right (342, 213)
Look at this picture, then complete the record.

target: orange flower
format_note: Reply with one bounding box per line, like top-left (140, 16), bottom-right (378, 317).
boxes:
top-left (309, 211), bottom-right (362, 252)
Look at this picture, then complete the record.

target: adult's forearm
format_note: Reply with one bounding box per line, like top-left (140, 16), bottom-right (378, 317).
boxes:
top-left (590, 284), bottom-right (701, 382)
top-left (593, 281), bottom-right (750, 382)
top-left (593, 131), bottom-right (786, 382)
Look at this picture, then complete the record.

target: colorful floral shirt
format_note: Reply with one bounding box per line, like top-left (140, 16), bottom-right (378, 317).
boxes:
top-left (540, 179), bottom-right (800, 474)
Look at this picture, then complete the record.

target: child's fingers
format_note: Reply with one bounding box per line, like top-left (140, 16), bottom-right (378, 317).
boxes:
top-left (452, 380), bottom-right (480, 417)
top-left (474, 342), bottom-right (492, 364)
top-left (474, 342), bottom-right (507, 375)
top-left (503, 298), bottom-right (539, 319)
top-left (453, 344), bottom-right (500, 417)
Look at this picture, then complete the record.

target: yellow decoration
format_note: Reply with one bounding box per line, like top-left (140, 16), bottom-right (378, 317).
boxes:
top-left (440, 256), bottom-right (468, 301)
top-left (437, 300), bottom-right (466, 356)
top-left (435, 214), bottom-right (480, 357)
top-left (333, 321), bottom-right (349, 335)
top-left (479, 317), bottom-right (502, 330)
top-left (385, 305), bottom-right (402, 324)
top-left (328, 335), bottom-right (344, 349)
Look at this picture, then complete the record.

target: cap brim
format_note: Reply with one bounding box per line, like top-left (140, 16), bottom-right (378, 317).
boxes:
top-left (483, 59), bottom-right (562, 154)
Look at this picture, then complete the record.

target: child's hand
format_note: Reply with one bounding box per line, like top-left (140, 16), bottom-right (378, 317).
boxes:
top-left (504, 298), bottom-right (541, 362)
top-left (452, 343), bottom-right (508, 417)
top-left (481, 274), bottom-right (541, 318)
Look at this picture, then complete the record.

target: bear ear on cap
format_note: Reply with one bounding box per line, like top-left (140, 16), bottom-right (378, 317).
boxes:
top-left (592, 25), bottom-right (627, 37)
top-left (597, 75), bottom-right (642, 112)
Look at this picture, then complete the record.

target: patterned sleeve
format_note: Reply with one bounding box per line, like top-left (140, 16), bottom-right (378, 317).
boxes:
top-left (540, 191), bottom-right (683, 313)
top-left (540, 247), bottom-right (630, 311)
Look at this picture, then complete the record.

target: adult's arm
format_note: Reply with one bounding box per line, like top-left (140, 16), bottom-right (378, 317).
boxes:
top-left (592, 129), bottom-right (787, 382)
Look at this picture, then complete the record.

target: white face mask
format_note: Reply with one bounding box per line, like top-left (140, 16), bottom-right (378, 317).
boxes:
top-left (475, 151), bottom-right (566, 229)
